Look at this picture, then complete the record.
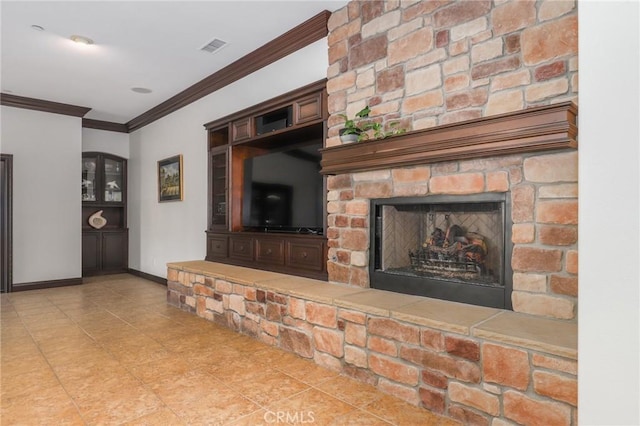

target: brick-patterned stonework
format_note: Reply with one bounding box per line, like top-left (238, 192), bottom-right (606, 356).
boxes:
top-left (167, 262), bottom-right (578, 425)
top-left (325, 0), bottom-right (579, 322)
top-left (326, 0), bottom-right (578, 140)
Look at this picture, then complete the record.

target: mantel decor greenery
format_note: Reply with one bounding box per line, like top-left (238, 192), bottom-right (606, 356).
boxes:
top-left (338, 106), bottom-right (406, 143)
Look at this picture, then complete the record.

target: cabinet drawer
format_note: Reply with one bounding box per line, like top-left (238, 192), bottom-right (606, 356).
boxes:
top-left (256, 238), bottom-right (285, 265)
top-left (286, 240), bottom-right (325, 272)
top-left (294, 94), bottom-right (322, 125)
top-left (232, 118), bottom-right (252, 142)
top-left (229, 236), bottom-right (254, 261)
top-left (207, 235), bottom-right (228, 258)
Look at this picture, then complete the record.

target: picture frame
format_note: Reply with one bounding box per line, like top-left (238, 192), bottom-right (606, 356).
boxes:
top-left (158, 154), bottom-right (183, 202)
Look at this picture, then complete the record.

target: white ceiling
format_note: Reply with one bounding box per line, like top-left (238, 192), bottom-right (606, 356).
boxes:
top-left (1, 1), bottom-right (347, 123)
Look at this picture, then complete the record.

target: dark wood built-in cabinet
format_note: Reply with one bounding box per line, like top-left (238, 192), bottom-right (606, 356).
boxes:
top-left (204, 80), bottom-right (328, 280)
top-left (82, 152), bottom-right (128, 276)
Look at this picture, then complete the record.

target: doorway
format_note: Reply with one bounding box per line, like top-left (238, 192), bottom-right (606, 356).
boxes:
top-left (1, 154), bottom-right (13, 293)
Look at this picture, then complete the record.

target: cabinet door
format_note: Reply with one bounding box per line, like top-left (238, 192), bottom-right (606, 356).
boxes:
top-left (103, 156), bottom-right (125, 203)
top-left (210, 152), bottom-right (227, 230)
top-left (232, 118), bottom-right (252, 142)
top-left (82, 232), bottom-right (101, 275)
top-left (102, 231), bottom-right (128, 272)
top-left (82, 155), bottom-right (98, 202)
top-left (294, 94), bottom-right (322, 125)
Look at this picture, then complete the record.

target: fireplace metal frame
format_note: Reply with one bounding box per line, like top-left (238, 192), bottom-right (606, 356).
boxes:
top-left (369, 193), bottom-right (513, 310)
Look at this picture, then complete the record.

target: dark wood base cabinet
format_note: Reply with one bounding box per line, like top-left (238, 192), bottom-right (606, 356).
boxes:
top-left (82, 229), bottom-right (129, 276)
top-left (206, 232), bottom-right (327, 280)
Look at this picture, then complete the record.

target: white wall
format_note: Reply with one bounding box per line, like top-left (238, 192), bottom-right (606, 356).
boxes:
top-left (579, 2), bottom-right (640, 424)
top-left (128, 39), bottom-right (329, 278)
top-left (0, 107), bottom-right (82, 283)
top-left (82, 128), bottom-right (129, 159)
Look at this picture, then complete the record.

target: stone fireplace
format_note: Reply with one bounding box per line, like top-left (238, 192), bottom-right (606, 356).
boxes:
top-left (323, 0), bottom-right (579, 322)
top-left (370, 193), bottom-right (512, 309)
top-left (321, 101), bottom-right (578, 321)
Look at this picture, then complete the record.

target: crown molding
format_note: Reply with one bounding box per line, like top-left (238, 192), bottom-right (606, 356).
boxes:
top-left (126, 10), bottom-right (331, 133)
top-left (1, 93), bottom-right (91, 117)
top-left (82, 118), bottom-right (128, 133)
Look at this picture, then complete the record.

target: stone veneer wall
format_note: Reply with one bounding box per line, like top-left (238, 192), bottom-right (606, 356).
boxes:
top-left (324, 1), bottom-right (579, 321)
top-left (167, 265), bottom-right (578, 425)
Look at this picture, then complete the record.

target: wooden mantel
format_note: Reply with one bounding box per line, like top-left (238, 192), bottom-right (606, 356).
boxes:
top-left (320, 102), bottom-right (577, 175)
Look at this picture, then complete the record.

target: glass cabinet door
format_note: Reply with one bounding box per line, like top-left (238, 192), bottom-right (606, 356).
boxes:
top-left (82, 156), bottom-right (97, 202)
top-left (103, 157), bottom-right (124, 203)
top-left (211, 152), bottom-right (227, 228)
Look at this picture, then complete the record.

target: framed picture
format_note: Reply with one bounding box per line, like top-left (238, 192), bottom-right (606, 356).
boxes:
top-left (158, 155), bottom-right (183, 202)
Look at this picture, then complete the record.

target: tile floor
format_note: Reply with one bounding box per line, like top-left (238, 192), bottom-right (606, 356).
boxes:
top-left (1, 274), bottom-right (458, 425)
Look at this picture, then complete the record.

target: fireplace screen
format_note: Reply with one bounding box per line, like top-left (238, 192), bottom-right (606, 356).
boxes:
top-left (370, 194), bottom-right (512, 309)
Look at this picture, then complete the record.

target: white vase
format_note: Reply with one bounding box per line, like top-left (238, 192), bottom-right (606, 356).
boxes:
top-left (88, 210), bottom-right (107, 229)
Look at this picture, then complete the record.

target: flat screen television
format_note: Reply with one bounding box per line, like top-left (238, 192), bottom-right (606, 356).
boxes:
top-left (242, 142), bottom-right (324, 234)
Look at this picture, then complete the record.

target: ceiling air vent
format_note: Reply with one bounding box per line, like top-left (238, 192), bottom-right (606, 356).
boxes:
top-left (200, 38), bottom-right (227, 54)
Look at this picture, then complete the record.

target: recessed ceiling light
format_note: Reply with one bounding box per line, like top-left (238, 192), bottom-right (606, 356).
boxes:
top-left (31, 25), bottom-right (44, 31)
top-left (131, 87), bottom-right (153, 94)
top-left (70, 35), bottom-right (94, 45)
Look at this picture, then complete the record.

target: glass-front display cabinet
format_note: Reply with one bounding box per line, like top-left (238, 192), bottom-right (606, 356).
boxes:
top-left (81, 152), bottom-right (128, 276)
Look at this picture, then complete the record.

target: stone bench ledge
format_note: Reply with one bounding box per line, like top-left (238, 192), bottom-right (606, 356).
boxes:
top-left (167, 260), bottom-right (577, 359)
top-left (473, 311), bottom-right (577, 359)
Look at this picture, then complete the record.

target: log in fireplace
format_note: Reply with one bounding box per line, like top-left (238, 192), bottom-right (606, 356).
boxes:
top-left (370, 193), bottom-right (513, 309)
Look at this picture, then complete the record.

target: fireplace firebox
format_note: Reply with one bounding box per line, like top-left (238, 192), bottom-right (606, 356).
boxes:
top-left (370, 194), bottom-right (513, 309)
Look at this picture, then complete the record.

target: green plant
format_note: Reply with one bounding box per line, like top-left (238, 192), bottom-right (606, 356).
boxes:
top-left (338, 106), bottom-right (370, 139)
top-left (338, 106), bottom-right (406, 142)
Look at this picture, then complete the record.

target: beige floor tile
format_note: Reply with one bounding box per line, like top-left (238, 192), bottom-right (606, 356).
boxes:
top-left (175, 391), bottom-right (261, 425)
top-left (232, 369), bottom-right (311, 406)
top-left (121, 407), bottom-right (186, 425)
top-left (276, 356), bottom-right (339, 385)
top-left (364, 394), bottom-right (460, 426)
top-left (51, 355), bottom-right (124, 384)
top-left (0, 353), bottom-right (50, 378)
top-left (314, 375), bottom-right (384, 407)
top-left (0, 340), bottom-right (42, 362)
top-left (147, 370), bottom-right (232, 409)
top-left (127, 355), bottom-right (194, 384)
top-left (328, 409), bottom-right (394, 425)
top-left (30, 327), bottom-right (94, 347)
top-left (139, 322), bottom-right (192, 342)
top-left (44, 344), bottom-right (112, 368)
top-left (103, 340), bottom-right (172, 366)
top-left (0, 367), bottom-right (61, 399)
top-left (1, 384), bottom-right (84, 425)
top-left (73, 383), bottom-right (165, 425)
top-left (196, 352), bottom-right (263, 378)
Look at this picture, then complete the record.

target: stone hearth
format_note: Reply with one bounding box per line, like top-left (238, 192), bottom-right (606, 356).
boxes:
top-left (166, 260), bottom-right (577, 426)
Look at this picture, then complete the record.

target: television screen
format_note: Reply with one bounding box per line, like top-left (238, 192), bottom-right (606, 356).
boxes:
top-left (242, 142), bottom-right (324, 234)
